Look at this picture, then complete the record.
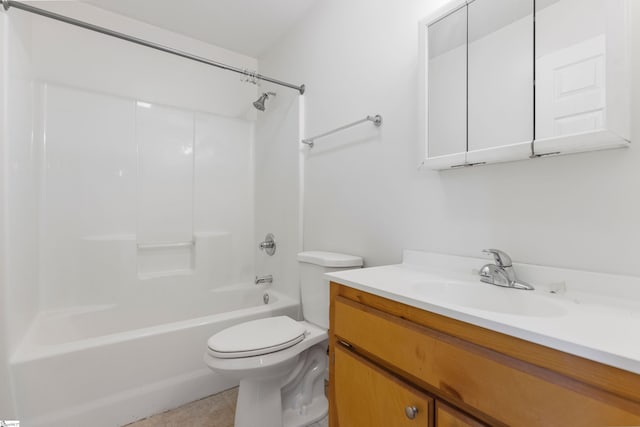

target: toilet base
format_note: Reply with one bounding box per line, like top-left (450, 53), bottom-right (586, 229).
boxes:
top-left (232, 343), bottom-right (328, 427)
top-left (282, 394), bottom-right (327, 427)
top-left (234, 381), bottom-right (327, 427)
top-left (234, 376), bottom-right (285, 427)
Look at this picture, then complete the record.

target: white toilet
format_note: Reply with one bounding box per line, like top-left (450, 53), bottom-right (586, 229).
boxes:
top-left (204, 251), bottom-right (363, 427)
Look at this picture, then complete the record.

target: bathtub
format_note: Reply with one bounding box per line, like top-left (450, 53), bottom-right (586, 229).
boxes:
top-left (10, 286), bottom-right (300, 427)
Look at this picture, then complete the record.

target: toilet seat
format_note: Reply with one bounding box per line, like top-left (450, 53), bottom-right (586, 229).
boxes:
top-left (208, 316), bottom-right (307, 359)
top-left (204, 321), bottom-right (328, 377)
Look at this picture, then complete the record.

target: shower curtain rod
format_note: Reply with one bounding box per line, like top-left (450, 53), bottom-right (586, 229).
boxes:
top-left (1, 0), bottom-right (306, 94)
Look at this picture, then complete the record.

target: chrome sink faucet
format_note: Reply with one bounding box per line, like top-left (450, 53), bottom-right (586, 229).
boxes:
top-left (479, 249), bottom-right (534, 291)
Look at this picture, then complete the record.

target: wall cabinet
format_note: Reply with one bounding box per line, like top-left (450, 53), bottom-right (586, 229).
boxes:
top-left (329, 282), bottom-right (640, 426)
top-left (420, 0), bottom-right (631, 170)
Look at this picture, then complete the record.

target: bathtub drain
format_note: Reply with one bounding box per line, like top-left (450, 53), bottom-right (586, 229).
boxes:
top-left (263, 293), bottom-right (270, 304)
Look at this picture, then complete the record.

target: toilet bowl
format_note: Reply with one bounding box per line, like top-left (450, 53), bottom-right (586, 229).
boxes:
top-left (205, 317), bottom-right (328, 427)
top-left (204, 251), bottom-right (363, 427)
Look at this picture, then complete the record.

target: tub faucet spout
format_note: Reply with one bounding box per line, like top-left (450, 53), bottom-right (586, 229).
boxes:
top-left (255, 275), bottom-right (273, 285)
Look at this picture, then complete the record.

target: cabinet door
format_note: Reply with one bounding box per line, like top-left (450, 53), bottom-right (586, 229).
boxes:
top-left (466, 0), bottom-right (534, 164)
top-left (424, 2), bottom-right (467, 168)
top-left (436, 402), bottom-right (486, 427)
top-left (534, 0), bottom-right (630, 155)
top-left (334, 344), bottom-right (433, 427)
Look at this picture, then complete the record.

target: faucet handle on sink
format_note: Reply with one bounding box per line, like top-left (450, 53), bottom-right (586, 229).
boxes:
top-left (479, 264), bottom-right (511, 287)
top-left (480, 249), bottom-right (534, 291)
top-left (482, 249), bottom-right (512, 268)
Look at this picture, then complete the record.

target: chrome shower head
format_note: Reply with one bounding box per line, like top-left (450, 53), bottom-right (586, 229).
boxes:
top-left (253, 92), bottom-right (276, 111)
top-left (253, 93), bottom-right (267, 111)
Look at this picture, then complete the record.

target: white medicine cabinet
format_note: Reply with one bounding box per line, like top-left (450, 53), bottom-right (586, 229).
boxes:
top-left (420, 0), bottom-right (631, 170)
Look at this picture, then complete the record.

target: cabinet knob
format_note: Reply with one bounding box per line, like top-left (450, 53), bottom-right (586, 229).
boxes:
top-left (404, 405), bottom-right (418, 420)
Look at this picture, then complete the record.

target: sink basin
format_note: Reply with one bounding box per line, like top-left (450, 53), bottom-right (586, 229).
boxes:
top-left (411, 280), bottom-right (567, 317)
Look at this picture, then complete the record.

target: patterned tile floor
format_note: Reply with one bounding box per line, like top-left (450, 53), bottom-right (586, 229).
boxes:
top-left (124, 387), bottom-right (328, 427)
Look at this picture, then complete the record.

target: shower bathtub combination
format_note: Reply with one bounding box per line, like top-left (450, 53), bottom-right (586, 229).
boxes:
top-left (11, 287), bottom-right (299, 427)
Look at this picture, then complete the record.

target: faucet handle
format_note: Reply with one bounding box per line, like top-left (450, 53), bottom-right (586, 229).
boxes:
top-left (482, 249), bottom-right (512, 268)
top-left (259, 233), bottom-right (276, 256)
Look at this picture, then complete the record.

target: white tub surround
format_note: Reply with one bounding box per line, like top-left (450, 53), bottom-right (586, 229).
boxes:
top-left (327, 250), bottom-right (640, 375)
top-left (11, 288), bottom-right (299, 427)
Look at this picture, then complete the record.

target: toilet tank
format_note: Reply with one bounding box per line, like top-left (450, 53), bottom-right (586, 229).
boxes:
top-left (297, 251), bottom-right (363, 329)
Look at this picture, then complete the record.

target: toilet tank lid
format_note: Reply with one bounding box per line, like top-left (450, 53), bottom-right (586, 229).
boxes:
top-left (297, 251), bottom-right (363, 268)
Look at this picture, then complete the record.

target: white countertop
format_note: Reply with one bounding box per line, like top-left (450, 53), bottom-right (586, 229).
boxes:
top-left (326, 250), bottom-right (640, 375)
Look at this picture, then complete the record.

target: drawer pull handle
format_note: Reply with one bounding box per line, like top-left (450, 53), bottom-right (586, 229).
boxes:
top-left (405, 405), bottom-right (418, 420)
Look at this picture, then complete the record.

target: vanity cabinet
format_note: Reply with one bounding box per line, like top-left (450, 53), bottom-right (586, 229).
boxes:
top-left (420, 0), bottom-right (631, 170)
top-left (329, 282), bottom-right (640, 426)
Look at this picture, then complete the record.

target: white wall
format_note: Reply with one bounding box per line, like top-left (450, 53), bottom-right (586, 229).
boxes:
top-left (259, 0), bottom-right (640, 278)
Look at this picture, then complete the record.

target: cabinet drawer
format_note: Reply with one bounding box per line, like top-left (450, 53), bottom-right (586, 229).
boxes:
top-left (334, 344), bottom-right (433, 427)
top-left (333, 296), bottom-right (640, 426)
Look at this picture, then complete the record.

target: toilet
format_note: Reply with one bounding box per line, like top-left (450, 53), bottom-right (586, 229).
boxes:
top-left (204, 251), bottom-right (363, 427)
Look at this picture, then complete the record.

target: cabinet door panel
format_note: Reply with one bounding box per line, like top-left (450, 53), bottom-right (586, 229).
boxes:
top-left (534, 0), bottom-right (630, 154)
top-left (436, 402), bottom-right (486, 427)
top-left (467, 0), bottom-right (533, 154)
top-left (427, 5), bottom-right (467, 159)
top-left (334, 345), bottom-right (433, 427)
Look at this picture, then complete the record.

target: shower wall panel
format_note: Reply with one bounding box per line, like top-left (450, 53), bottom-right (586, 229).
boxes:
top-left (3, 9), bottom-right (38, 359)
top-left (41, 84), bottom-right (137, 308)
top-left (39, 83), bottom-right (254, 309)
top-left (195, 114), bottom-right (254, 286)
top-left (136, 103), bottom-right (194, 246)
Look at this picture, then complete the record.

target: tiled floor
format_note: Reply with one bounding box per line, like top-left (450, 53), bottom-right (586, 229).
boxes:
top-left (125, 388), bottom-right (237, 427)
top-left (124, 387), bottom-right (328, 427)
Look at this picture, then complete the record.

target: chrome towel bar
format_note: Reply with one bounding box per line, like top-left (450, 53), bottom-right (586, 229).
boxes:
top-left (301, 114), bottom-right (383, 148)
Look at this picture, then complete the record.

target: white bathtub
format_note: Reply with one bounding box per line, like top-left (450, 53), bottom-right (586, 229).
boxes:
top-left (10, 287), bottom-right (300, 427)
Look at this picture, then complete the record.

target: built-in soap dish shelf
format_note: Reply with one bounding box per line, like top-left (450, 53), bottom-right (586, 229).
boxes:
top-left (137, 239), bottom-right (195, 279)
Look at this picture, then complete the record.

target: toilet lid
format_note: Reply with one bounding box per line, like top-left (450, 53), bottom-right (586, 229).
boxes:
top-left (207, 316), bottom-right (307, 359)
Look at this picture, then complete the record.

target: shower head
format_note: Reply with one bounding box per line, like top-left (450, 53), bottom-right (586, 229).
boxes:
top-left (253, 94), bottom-right (268, 111)
top-left (253, 92), bottom-right (276, 111)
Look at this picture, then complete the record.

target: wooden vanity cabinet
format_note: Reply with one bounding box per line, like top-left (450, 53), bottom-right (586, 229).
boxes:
top-left (328, 282), bottom-right (640, 427)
